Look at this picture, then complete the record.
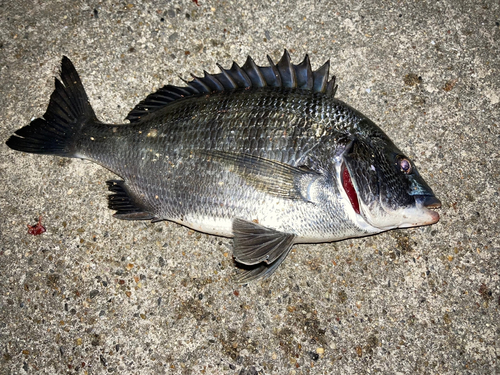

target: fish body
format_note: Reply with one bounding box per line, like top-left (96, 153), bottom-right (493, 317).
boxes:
top-left (6, 51), bottom-right (441, 281)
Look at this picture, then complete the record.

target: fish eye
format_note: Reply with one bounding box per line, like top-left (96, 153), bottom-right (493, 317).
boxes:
top-left (398, 157), bottom-right (412, 174)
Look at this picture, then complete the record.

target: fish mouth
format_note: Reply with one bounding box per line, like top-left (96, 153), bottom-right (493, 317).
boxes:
top-left (415, 195), bottom-right (441, 224)
top-left (419, 195), bottom-right (442, 209)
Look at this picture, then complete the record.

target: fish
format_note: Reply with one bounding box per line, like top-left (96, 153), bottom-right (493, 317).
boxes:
top-left (5, 50), bottom-right (441, 282)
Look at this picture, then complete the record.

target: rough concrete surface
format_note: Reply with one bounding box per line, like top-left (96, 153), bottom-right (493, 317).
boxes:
top-left (0, 0), bottom-right (498, 374)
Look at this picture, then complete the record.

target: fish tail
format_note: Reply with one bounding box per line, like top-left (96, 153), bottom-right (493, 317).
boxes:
top-left (5, 56), bottom-right (98, 157)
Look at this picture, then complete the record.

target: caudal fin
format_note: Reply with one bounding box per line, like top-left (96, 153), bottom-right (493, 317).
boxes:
top-left (6, 56), bottom-right (97, 157)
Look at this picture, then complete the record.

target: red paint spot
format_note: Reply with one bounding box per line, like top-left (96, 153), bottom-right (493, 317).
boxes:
top-left (27, 216), bottom-right (46, 235)
top-left (192, 0), bottom-right (199, 5)
top-left (342, 167), bottom-right (360, 214)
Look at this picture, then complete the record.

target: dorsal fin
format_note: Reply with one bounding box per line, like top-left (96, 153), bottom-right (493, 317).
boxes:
top-left (295, 54), bottom-right (314, 90)
top-left (276, 50), bottom-right (296, 88)
top-left (126, 49), bottom-right (338, 122)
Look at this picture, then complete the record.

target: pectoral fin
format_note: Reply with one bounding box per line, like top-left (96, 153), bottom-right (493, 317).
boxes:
top-left (205, 150), bottom-right (320, 200)
top-left (232, 218), bottom-right (296, 283)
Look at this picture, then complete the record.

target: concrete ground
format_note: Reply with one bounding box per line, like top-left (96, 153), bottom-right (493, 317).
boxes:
top-left (0, 0), bottom-right (498, 374)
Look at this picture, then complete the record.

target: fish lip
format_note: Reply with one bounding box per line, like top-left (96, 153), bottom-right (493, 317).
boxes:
top-left (415, 195), bottom-right (441, 224)
top-left (427, 209), bottom-right (440, 224)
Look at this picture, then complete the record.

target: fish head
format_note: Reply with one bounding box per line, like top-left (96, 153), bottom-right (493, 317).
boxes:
top-left (341, 122), bottom-right (440, 231)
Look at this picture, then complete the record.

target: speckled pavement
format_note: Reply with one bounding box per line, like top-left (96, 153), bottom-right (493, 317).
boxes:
top-left (0, 1), bottom-right (498, 374)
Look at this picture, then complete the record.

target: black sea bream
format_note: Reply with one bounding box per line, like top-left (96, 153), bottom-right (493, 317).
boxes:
top-left (6, 50), bottom-right (441, 282)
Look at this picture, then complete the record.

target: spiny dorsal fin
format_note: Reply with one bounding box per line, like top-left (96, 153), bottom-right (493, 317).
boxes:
top-left (126, 49), bottom-right (338, 122)
top-left (276, 50), bottom-right (296, 88)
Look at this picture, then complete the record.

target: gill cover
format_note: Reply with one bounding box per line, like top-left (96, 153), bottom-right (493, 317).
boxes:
top-left (342, 135), bottom-right (440, 230)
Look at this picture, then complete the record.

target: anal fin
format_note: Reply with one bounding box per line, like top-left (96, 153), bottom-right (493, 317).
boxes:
top-left (106, 180), bottom-right (157, 221)
top-left (232, 218), bottom-right (296, 283)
